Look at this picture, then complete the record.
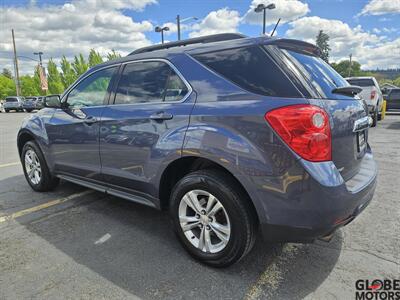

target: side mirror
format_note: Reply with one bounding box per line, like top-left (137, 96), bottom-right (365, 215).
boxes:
top-left (44, 95), bottom-right (61, 108)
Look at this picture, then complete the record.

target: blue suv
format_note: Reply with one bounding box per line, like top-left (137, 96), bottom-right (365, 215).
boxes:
top-left (18, 34), bottom-right (377, 267)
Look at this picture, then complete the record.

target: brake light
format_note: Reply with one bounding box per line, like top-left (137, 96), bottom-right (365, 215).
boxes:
top-left (370, 90), bottom-right (376, 100)
top-left (265, 104), bottom-right (331, 162)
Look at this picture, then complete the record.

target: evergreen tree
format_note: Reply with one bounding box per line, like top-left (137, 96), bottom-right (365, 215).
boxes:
top-left (72, 54), bottom-right (88, 77)
top-left (106, 49), bottom-right (121, 61)
top-left (88, 49), bottom-right (104, 67)
top-left (2, 68), bottom-right (13, 79)
top-left (60, 55), bottom-right (76, 88)
top-left (316, 30), bottom-right (331, 63)
top-left (47, 58), bottom-right (64, 94)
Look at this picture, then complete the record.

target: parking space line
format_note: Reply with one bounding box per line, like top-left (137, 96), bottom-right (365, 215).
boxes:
top-left (0, 190), bottom-right (94, 223)
top-left (0, 162), bottom-right (20, 168)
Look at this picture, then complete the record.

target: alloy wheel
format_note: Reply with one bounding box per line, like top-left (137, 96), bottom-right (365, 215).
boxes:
top-left (25, 149), bottom-right (42, 185)
top-left (178, 189), bottom-right (231, 253)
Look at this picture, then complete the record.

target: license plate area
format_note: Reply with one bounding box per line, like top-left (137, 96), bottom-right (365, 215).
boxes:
top-left (357, 130), bottom-right (366, 153)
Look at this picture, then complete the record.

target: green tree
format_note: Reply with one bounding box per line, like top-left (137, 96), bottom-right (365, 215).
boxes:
top-left (60, 55), bottom-right (76, 88)
top-left (2, 68), bottom-right (13, 79)
top-left (316, 30), bottom-right (331, 63)
top-left (47, 58), bottom-right (64, 94)
top-left (20, 75), bottom-right (41, 96)
top-left (88, 49), bottom-right (103, 67)
top-left (0, 75), bottom-right (16, 99)
top-left (72, 54), bottom-right (88, 77)
top-left (394, 76), bottom-right (400, 87)
top-left (331, 60), bottom-right (363, 77)
top-left (106, 49), bottom-right (121, 61)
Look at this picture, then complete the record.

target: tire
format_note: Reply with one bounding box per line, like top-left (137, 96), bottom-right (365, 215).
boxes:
top-left (170, 169), bottom-right (257, 267)
top-left (371, 109), bottom-right (378, 127)
top-left (21, 141), bottom-right (59, 192)
top-left (25, 109), bottom-right (33, 113)
top-left (5, 109), bottom-right (9, 113)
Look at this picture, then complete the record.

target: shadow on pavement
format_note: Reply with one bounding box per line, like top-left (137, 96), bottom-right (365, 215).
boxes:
top-left (3, 177), bottom-right (342, 299)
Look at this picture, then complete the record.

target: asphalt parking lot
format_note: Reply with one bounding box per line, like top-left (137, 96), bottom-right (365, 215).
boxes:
top-left (0, 111), bottom-right (399, 300)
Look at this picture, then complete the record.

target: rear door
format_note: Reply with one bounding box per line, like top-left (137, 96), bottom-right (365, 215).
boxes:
top-left (269, 46), bottom-right (369, 180)
top-left (99, 59), bottom-right (194, 200)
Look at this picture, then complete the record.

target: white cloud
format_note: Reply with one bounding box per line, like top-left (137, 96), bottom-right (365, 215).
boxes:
top-left (285, 16), bottom-right (399, 69)
top-left (0, 0), bottom-right (156, 74)
top-left (189, 8), bottom-right (240, 38)
top-left (373, 28), bottom-right (381, 34)
top-left (359, 0), bottom-right (400, 16)
top-left (243, 0), bottom-right (309, 28)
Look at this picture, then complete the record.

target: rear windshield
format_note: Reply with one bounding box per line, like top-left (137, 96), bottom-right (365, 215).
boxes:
top-left (276, 47), bottom-right (351, 99)
top-left (346, 79), bottom-right (374, 87)
top-left (25, 97), bottom-right (36, 101)
top-left (192, 46), bottom-right (301, 98)
top-left (5, 98), bottom-right (18, 102)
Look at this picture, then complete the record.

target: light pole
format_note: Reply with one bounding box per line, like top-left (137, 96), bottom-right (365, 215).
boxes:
top-left (254, 3), bottom-right (276, 35)
top-left (155, 26), bottom-right (170, 44)
top-left (176, 15), bottom-right (198, 41)
top-left (33, 51), bottom-right (43, 67)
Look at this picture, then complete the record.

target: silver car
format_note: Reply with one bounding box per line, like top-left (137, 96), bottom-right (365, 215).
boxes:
top-left (345, 77), bottom-right (383, 126)
top-left (4, 96), bottom-right (24, 112)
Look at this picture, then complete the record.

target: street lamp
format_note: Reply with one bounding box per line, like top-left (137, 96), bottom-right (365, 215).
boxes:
top-left (254, 3), bottom-right (276, 35)
top-left (33, 51), bottom-right (44, 67)
top-left (176, 15), bottom-right (198, 41)
top-left (155, 26), bottom-right (170, 44)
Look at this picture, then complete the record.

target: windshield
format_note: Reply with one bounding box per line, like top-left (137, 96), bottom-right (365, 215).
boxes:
top-left (6, 98), bottom-right (18, 102)
top-left (25, 97), bottom-right (37, 101)
top-left (346, 79), bottom-right (374, 87)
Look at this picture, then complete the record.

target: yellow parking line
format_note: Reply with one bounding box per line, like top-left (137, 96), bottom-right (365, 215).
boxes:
top-left (0, 190), bottom-right (94, 223)
top-left (0, 162), bottom-right (20, 168)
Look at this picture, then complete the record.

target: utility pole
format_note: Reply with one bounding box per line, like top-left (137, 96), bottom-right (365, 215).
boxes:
top-left (177, 15), bottom-right (181, 41)
top-left (348, 53), bottom-right (353, 77)
top-left (34, 51), bottom-right (43, 67)
top-left (11, 29), bottom-right (21, 96)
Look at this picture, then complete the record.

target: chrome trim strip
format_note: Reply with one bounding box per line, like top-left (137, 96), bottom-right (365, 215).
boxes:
top-left (353, 116), bottom-right (370, 132)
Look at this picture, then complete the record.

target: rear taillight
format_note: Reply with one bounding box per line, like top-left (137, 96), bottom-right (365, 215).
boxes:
top-left (265, 104), bottom-right (331, 162)
top-left (370, 90), bottom-right (376, 100)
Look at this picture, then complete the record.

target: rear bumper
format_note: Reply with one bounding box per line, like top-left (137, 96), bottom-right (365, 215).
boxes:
top-left (256, 152), bottom-right (377, 243)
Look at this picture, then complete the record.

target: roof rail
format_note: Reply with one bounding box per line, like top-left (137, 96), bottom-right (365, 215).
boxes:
top-left (129, 33), bottom-right (247, 55)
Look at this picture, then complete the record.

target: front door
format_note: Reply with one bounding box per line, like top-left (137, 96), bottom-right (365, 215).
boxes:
top-left (99, 60), bottom-right (194, 200)
top-left (48, 66), bottom-right (118, 180)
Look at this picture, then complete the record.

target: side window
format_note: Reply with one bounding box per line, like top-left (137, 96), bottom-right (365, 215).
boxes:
top-left (67, 67), bottom-right (117, 108)
top-left (114, 61), bottom-right (189, 105)
top-left (193, 46), bottom-right (301, 97)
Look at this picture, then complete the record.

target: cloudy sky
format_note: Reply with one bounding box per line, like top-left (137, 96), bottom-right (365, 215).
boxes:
top-left (1, 0), bottom-right (399, 75)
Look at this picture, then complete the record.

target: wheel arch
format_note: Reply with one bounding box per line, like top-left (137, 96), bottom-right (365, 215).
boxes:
top-left (158, 156), bottom-right (260, 225)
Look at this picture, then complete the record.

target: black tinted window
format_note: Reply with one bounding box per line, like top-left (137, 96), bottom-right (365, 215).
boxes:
top-left (281, 49), bottom-right (349, 99)
top-left (115, 61), bottom-right (188, 104)
top-left (193, 46), bottom-right (301, 97)
top-left (6, 98), bottom-right (18, 102)
top-left (346, 79), bottom-right (374, 87)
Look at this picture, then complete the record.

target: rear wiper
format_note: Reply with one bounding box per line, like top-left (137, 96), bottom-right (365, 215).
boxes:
top-left (332, 85), bottom-right (362, 97)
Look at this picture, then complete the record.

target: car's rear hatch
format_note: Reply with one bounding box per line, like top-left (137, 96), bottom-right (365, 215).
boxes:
top-left (345, 79), bottom-right (376, 105)
top-left (264, 40), bottom-right (369, 181)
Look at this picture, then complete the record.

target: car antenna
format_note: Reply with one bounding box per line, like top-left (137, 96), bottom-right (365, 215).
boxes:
top-left (270, 18), bottom-right (281, 37)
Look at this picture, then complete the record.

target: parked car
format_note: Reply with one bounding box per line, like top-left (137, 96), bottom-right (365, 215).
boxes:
top-left (4, 96), bottom-right (24, 112)
top-left (385, 88), bottom-right (400, 111)
top-left (17, 34), bottom-right (377, 267)
top-left (345, 77), bottom-right (383, 126)
top-left (35, 97), bottom-right (45, 110)
top-left (23, 97), bottom-right (38, 112)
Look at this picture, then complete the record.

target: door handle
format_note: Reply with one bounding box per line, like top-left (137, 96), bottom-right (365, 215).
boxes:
top-left (149, 111), bottom-right (173, 121)
top-left (84, 116), bottom-right (98, 124)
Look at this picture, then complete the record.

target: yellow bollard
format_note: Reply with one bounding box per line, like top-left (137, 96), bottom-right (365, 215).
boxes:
top-left (381, 100), bottom-right (387, 120)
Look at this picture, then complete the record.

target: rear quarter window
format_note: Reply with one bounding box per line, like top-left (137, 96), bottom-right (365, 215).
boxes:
top-left (192, 46), bottom-right (301, 98)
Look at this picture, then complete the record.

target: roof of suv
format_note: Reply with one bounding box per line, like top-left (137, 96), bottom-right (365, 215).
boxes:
top-left (89, 33), bottom-right (321, 73)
